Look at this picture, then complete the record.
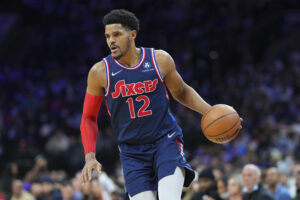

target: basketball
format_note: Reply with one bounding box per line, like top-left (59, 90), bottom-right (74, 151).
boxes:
top-left (201, 104), bottom-right (241, 144)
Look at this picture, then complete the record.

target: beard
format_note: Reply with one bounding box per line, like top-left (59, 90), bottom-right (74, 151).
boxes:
top-left (113, 38), bottom-right (131, 60)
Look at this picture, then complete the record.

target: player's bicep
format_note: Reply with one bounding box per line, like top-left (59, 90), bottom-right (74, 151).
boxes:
top-left (86, 63), bottom-right (106, 96)
top-left (155, 50), bottom-right (186, 99)
top-left (164, 67), bottom-right (186, 98)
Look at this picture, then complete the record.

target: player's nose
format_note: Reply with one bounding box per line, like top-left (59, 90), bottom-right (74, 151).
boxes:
top-left (108, 37), bottom-right (116, 45)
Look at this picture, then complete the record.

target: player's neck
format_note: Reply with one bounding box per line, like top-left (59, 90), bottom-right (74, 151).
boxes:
top-left (118, 46), bottom-right (141, 67)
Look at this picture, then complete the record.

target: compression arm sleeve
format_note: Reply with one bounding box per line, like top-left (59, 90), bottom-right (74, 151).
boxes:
top-left (80, 92), bottom-right (103, 155)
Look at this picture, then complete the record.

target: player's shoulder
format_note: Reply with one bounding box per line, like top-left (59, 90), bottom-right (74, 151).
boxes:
top-left (89, 61), bottom-right (106, 78)
top-left (154, 49), bottom-right (173, 60)
top-left (153, 49), bottom-right (175, 67)
top-left (88, 61), bottom-right (107, 88)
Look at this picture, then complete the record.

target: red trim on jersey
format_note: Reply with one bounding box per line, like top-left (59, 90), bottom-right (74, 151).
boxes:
top-left (103, 58), bottom-right (110, 97)
top-left (176, 139), bottom-right (182, 152)
top-left (105, 99), bottom-right (111, 116)
top-left (150, 48), bottom-right (164, 83)
top-left (80, 93), bottom-right (103, 155)
top-left (112, 48), bottom-right (146, 70)
top-left (163, 84), bottom-right (169, 100)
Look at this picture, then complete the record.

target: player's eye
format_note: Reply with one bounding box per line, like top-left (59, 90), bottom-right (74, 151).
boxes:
top-left (113, 32), bottom-right (121, 37)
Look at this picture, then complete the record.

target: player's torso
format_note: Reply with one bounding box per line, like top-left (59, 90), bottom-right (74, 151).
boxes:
top-left (104, 47), bottom-right (180, 144)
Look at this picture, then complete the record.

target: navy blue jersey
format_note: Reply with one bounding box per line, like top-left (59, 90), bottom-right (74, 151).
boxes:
top-left (103, 47), bottom-right (181, 144)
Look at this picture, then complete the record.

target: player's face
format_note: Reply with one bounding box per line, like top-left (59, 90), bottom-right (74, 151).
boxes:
top-left (105, 24), bottom-right (136, 59)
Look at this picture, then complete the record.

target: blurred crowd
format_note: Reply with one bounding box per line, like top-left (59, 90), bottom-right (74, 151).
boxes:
top-left (0, 0), bottom-right (300, 199)
top-left (0, 156), bottom-right (125, 200)
top-left (1, 159), bottom-right (300, 200)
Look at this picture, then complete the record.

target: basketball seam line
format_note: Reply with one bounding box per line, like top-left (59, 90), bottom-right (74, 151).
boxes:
top-left (212, 127), bottom-right (240, 144)
top-left (203, 112), bottom-right (237, 132)
top-left (201, 105), bottom-right (227, 127)
top-left (207, 116), bottom-right (240, 137)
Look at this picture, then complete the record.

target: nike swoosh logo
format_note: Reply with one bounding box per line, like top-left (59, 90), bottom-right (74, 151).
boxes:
top-left (168, 132), bottom-right (176, 138)
top-left (111, 70), bottom-right (123, 76)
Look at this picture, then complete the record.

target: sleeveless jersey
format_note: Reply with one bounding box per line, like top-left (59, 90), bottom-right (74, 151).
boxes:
top-left (103, 47), bottom-right (181, 144)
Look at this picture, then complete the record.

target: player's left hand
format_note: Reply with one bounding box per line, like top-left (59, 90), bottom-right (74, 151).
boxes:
top-left (80, 152), bottom-right (102, 184)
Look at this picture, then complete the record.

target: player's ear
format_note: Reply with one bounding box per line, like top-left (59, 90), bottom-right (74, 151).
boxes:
top-left (130, 30), bottom-right (137, 40)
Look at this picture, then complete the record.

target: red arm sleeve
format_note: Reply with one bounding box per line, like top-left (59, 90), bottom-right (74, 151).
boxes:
top-left (80, 92), bottom-right (103, 155)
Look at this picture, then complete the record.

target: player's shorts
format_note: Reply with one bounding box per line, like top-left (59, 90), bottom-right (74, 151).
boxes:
top-left (118, 130), bottom-right (195, 197)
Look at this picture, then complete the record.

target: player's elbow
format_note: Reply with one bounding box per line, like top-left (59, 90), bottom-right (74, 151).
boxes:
top-left (171, 84), bottom-right (188, 103)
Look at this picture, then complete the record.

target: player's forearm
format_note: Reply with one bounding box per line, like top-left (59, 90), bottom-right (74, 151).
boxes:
top-left (174, 83), bottom-right (211, 115)
top-left (80, 93), bottom-right (103, 155)
top-left (80, 116), bottom-right (98, 154)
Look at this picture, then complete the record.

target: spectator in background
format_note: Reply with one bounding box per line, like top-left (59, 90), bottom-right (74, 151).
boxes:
top-left (45, 130), bottom-right (70, 155)
top-left (278, 168), bottom-right (295, 198)
top-left (11, 180), bottom-right (34, 200)
top-left (0, 190), bottom-right (6, 200)
top-left (24, 156), bottom-right (49, 183)
top-left (30, 180), bottom-right (42, 200)
top-left (293, 170), bottom-right (300, 200)
top-left (61, 183), bottom-right (75, 200)
top-left (227, 176), bottom-right (243, 200)
top-left (90, 179), bottom-right (111, 200)
top-left (45, 130), bottom-right (70, 170)
top-left (293, 164), bottom-right (300, 199)
top-left (1, 163), bottom-right (21, 198)
top-left (71, 173), bottom-right (83, 200)
top-left (97, 173), bottom-right (115, 198)
top-left (191, 168), bottom-right (221, 200)
top-left (242, 164), bottom-right (274, 200)
top-left (265, 167), bottom-right (291, 200)
top-left (81, 182), bottom-right (91, 200)
top-left (41, 176), bottom-right (62, 200)
top-left (110, 189), bottom-right (123, 200)
top-left (217, 177), bottom-right (229, 200)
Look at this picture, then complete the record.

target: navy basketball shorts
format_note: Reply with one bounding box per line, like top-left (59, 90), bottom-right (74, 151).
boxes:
top-left (118, 131), bottom-right (195, 197)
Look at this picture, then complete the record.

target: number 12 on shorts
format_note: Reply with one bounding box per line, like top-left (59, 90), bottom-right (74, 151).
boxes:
top-left (126, 95), bottom-right (152, 119)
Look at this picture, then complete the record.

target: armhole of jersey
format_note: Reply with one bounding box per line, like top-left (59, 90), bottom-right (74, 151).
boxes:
top-left (103, 58), bottom-right (110, 97)
top-left (163, 84), bottom-right (169, 100)
top-left (151, 48), bottom-right (164, 83)
top-left (105, 99), bottom-right (111, 116)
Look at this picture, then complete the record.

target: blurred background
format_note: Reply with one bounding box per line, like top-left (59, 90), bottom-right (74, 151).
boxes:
top-left (0, 0), bottom-right (300, 200)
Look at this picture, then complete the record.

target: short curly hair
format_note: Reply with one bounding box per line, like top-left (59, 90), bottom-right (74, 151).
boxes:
top-left (103, 9), bottom-right (140, 34)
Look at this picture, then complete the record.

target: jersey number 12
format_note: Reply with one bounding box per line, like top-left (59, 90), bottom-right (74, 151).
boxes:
top-left (126, 95), bottom-right (152, 118)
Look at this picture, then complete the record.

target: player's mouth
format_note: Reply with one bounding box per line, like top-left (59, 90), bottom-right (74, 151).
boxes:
top-left (110, 45), bottom-right (119, 53)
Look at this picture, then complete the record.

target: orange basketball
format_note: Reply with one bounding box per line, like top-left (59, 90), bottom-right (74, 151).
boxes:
top-left (201, 104), bottom-right (241, 144)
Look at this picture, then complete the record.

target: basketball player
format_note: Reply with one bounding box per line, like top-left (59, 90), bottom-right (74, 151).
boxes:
top-left (80, 9), bottom-right (241, 200)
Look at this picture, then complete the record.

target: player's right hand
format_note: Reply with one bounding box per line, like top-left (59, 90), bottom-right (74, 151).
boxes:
top-left (80, 152), bottom-right (102, 184)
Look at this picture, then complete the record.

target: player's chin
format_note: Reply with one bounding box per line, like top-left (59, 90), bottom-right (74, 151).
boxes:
top-left (112, 52), bottom-right (122, 60)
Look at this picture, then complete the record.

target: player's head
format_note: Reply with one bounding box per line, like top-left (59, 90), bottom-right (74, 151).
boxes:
top-left (242, 164), bottom-right (261, 190)
top-left (103, 9), bottom-right (140, 59)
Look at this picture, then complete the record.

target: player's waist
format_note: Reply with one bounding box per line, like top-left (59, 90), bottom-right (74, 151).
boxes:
top-left (117, 124), bottom-right (181, 145)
